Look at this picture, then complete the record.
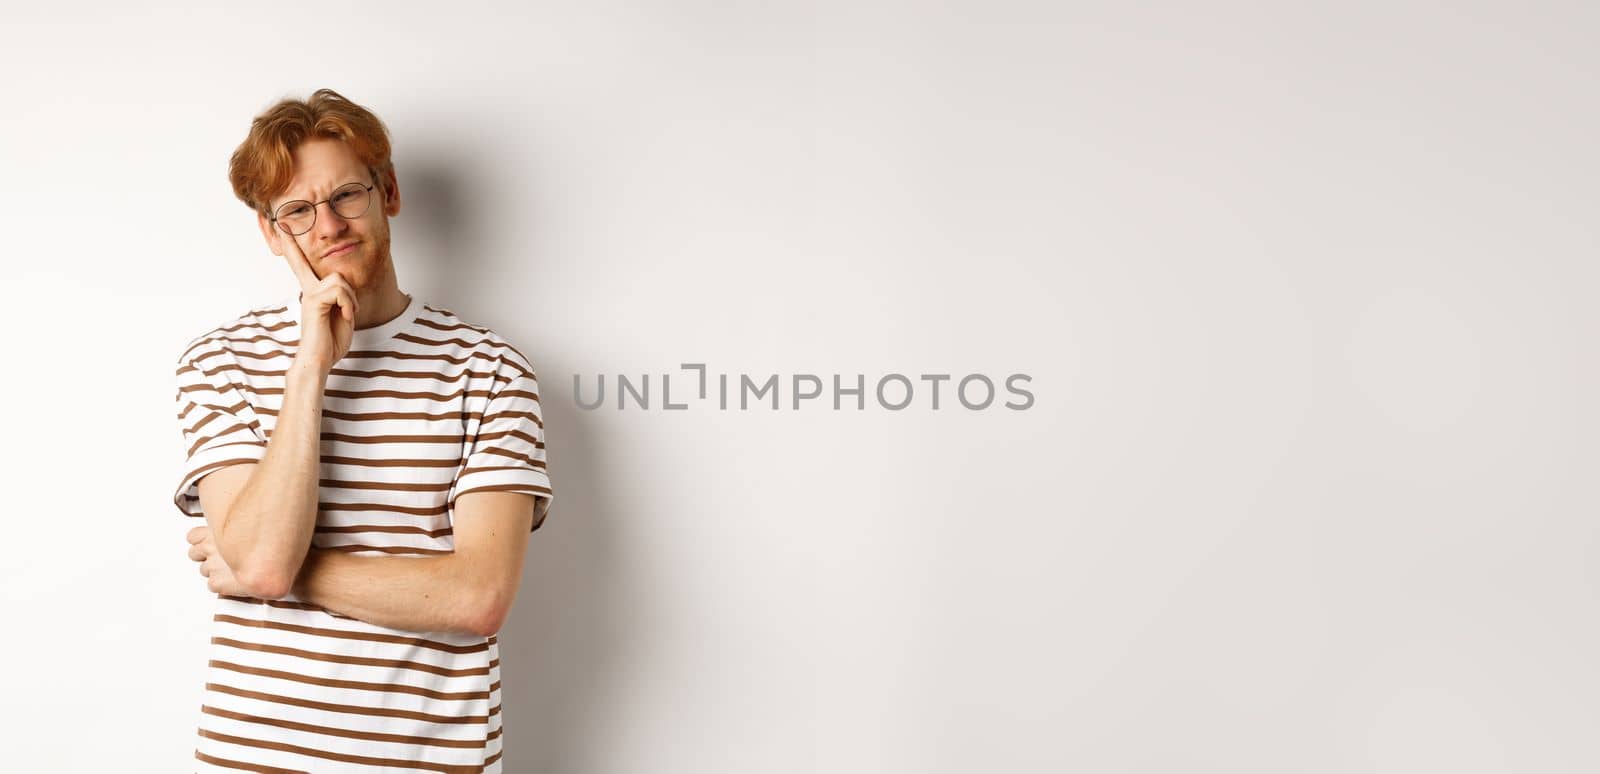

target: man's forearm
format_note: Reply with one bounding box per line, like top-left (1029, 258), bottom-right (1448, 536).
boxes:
top-left (216, 364), bottom-right (327, 596)
top-left (290, 548), bottom-right (491, 636)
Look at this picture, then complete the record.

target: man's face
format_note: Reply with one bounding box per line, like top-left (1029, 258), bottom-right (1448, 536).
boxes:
top-left (257, 137), bottom-right (401, 290)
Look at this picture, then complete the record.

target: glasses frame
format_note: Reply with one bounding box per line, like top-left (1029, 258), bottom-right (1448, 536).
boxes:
top-left (269, 179), bottom-right (379, 236)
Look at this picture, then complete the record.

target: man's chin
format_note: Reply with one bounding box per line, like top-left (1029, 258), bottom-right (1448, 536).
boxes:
top-left (319, 252), bottom-right (369, 283)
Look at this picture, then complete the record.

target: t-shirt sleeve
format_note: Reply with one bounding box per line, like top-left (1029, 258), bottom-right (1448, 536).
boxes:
top-left (450, 351), bottom-right (555, 532)
top-left (172, 352), bottom-right (268, 518)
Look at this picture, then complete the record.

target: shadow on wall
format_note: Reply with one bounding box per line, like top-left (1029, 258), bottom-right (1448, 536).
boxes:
top-left (501, 377), bottom-right (618, 774)
top-left (393, 158), bottom-right (473, 305)
top-left (401, 148), bottom-right (624, 774)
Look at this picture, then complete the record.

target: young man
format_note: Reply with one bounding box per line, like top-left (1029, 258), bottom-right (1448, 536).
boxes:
top-left (174, 89), bottom-right (553, 772)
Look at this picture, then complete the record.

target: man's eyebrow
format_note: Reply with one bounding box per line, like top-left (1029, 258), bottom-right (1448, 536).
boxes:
top-left (273, 177), bottom-right (366, 207)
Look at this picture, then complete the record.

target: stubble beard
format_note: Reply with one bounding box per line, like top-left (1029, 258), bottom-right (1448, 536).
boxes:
top-left (326, 228), bottom-right (393, 292)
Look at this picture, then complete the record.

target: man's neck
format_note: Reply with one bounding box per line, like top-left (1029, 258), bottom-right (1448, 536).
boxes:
top-left (353, 283), bottom-right (411, 330)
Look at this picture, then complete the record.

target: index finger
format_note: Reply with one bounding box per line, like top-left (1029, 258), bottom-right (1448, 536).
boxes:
top-left (276, 223), bottom-right (320, 292)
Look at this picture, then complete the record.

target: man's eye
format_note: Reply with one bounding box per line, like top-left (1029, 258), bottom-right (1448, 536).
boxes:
top-left (280, 205), bottom-right (312, 219)
top-left (333, 190), bottom-right (361, 205)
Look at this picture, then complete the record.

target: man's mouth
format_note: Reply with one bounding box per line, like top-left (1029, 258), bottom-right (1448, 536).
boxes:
top-left (323, 241), bottom-right (359, 259)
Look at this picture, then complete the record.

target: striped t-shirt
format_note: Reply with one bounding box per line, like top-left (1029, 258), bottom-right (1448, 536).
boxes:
top-left (172, 293), bottom-right (553, 773)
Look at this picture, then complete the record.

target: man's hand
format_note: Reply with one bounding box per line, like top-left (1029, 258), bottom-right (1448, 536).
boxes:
top-left (186, 525), bottom-right (258, 598)
top-left (276, 224), bottom-right (358, 374)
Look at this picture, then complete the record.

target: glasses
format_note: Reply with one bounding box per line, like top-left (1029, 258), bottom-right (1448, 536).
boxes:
top-left (270, 180), bottom-right (377, 236)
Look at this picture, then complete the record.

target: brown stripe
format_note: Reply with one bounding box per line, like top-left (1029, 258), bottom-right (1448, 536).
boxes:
top-left (207, 658), bottom-right (486, 703)
top-left (186, 409), bottom-right (220, 434)
top-left (421, 307), bottom-right (487, 327)
top-left (202, 705), bottom-right (486, 750)
top-left (347, 349), bottom-right (519, 367)
top-left (181, 318), bottom-right (294, 360)
top-left (199, 361), bottom-right (511, 384)
top-left (325, 408), bottom-right (475, 422)
top-left (209, 659), bottom-right (491, 701)
top-left (499, 341), bottom-right (537, 371)
top-left (460, 464), bottom-right (546, 476)
top-left (321, 432), bottom-right (466, 444)
top-left (477, 448), bottom-right (546, 467)
top-left (195, 346), bottom-right (519, 368)
top-left (195, 362), bottom-right (292, 378)
top-left (416, 317), bottom-right (488, 335)
top-left (204, 332), bottom-right (295, 347)
top-left (325, 543), bottom-right (455, 556)
top-left (193, 348), bottom-right (295, 363)
top-left (374, 344), bottom-right (534, 379)
top-left (420, 306), bottom-right (491, 331)
top-left (319, 501), bottom-right (451, 516)
top-left (211, 614), bottom-right (486, 654)
top-left (333, 368), bottom-right (508, 383)
top-left (321, 454), bottom-right (460, 468)
top-left (482, 428), bottom-right (541, 446)
top-left (196, 728), bottom-right (486, 773)
top-left (327, 387), bottom-right (496, 401)
top-left (199, 309), bottom-right (290, 333)
top-left (233, 384), bottom-right (500, 401)
top-left (263, 407), bottom-right (486, 423)
top-left (196, 400), bottom-right (254, 419)
top-left (185, 324), bottom-right (531, 371)
top-left (456, 484), bottom-right (552, 497)
top-left (193, 748), bottom-right (307, 773)
top-left (177, 390), bottom-right (271, 436)
top-left (221, 596), bottom-right (357, 620)
top-left (396, 333), bottom-right (496, 349)
top-left (210, 637), bottom-right (488, 678)
top-left (321, 478), bottom-right (453, 492)
top-left (189, 424), bottom-right (259, 458)
top-left (480, 411), bottom-right (543, 428)
top-left (317, 523), bottom-right (453, 538)
top-left (205, 682), bottom-right (487, 725)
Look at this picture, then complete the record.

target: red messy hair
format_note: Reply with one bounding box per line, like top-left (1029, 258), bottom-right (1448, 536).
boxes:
top-left (228, 88), bottom-right (394, 218)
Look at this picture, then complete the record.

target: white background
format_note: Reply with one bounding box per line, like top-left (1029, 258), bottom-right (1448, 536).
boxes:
top-left (2, 2), bottom-right (1596, 772)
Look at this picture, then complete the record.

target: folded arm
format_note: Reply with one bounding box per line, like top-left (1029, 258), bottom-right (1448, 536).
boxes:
top-left (289, 490), bottom-right (536, 636)
top-left (194, 365), bottom-right (328, 599)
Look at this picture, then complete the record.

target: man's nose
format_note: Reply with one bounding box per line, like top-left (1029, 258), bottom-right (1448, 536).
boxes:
top-left (313, 203), bottom-right (349, 239)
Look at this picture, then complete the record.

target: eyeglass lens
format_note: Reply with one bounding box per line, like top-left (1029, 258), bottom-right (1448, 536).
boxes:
top-left (275, 183), bottom-right (371, 235)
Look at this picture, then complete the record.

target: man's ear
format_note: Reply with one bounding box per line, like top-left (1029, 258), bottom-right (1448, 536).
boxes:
top-left (256, 210), bottom-right (283, 256)
top-left (381, 166), bottom-right (401, 217)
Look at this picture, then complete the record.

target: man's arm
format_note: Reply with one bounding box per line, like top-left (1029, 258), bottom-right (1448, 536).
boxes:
top-left (197, 363), bottom-right (327, 599)
top-left (201, 232), bottom-right (363, 598)
top-left (290, 490), bottom-right (537, 636)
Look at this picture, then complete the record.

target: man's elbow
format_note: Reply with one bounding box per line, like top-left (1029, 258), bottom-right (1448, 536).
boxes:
top-left (236, 567), bottom-right (294, 600)
top-left (465, 588), bottom-right (514, 637)
top-left (214, 520), bottom-right (305, 601)
top-left (233, 555), bottom-right (304, 601)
